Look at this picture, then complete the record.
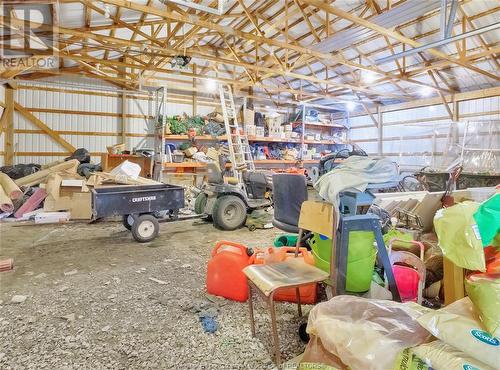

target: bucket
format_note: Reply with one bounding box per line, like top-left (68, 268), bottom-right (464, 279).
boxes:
top-left (346, 251), bottom-right (378, 292)
top-left (310, 231), bottom-right (377, 293)
top-left (309, 231), bottom-right (375, 265)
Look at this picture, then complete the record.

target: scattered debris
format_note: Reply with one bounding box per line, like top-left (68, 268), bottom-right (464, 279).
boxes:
top-left (148, 277), bottom-right (167, 285)
top-left (34, 273), bottom-right (47, 279)
top-left (10, 295), bottom-right (27, 304)
top-left (181, 264), bottom-right (191, 268)
top-left (60, 313), bottom-right (76, 322)
top-left (58, 286), bottom-right (68, 292)
top-left (0, 259), bottom-right (14, 273)
top-left (63, 269), bottom-right (78, 276)
top-left (101, 325), bottom-right (111, 332)
top-left (34, 211), bottom-right (71, 224)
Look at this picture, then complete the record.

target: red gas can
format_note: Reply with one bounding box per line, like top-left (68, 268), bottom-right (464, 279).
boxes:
top-left (206, 241), bottom-right (254, 302)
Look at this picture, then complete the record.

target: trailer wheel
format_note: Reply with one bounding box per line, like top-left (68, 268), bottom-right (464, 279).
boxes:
top-left (212, 195), bottom-right (247, 230)
top-left (122, 215), bottom-right (134, 230)
top-left (131, 214), bottom-right (159, 243)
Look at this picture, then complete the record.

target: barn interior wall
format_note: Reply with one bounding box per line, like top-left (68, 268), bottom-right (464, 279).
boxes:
top-left (0, 76), bottom-right (499, 170)
top-left (349, 95), bottom-right (500, 171)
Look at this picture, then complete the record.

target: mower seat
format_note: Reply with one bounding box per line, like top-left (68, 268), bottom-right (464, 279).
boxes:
top-left (272, 173), bottom-right (307, 233)
top-left (206, 162), bottom-right (224, 184)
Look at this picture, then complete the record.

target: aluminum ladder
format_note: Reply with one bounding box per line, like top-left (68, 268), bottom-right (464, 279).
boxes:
top-left (153, 87), bottom-right (167, 182)
top-left (218, 84), bottom-right (255, 184)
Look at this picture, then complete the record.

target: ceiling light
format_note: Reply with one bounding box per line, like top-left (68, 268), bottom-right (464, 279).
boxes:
top-left (419, 86), bottom-right (433, 97)
top-left (346, 101), bottom-right (356, 111)
top-left (206, 79), bottom-right (217, 92)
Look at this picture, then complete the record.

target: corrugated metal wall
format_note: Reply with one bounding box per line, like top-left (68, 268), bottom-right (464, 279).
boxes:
top-left (6, 76), bottom-right (217, 165)
top-left (349, 96), bottom-right (500, 170)
top-left (2, 75), bottom-right (498, 170)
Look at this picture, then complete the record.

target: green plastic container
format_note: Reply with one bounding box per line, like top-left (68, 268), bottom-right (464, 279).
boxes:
top-left (312, 249), bottom-right (377, 292)
top-left (309, 231), bottom-right (377, 293)
top-left (273, 234), bottom-right (298, 247)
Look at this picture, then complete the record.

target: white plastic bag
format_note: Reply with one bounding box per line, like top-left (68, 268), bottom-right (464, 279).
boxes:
top-left (306, 296), bottom-right (432, 370)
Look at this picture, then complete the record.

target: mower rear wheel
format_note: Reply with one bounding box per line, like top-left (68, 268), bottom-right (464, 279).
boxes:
top-left (212, 195), bottom-right (247, 231)
top-left (194, 193), bottom-right (212, 221)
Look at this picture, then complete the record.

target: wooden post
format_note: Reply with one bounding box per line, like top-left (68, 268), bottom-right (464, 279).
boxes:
top-left (192, 64), bottom-right (197, 116)
top-left (119, 58), bottom-right (127, 146)
top-left (443, 257), bottom-right (465, 305)
top-left (5, 85), bottom-right (14, 165)
top-left (121, 91), bottom-right (127, 145)
top-left (452, 97), bottom-right (459, 122)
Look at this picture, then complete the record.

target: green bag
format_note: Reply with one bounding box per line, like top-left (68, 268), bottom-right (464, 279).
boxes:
top-left (434, 201), bottom-right (485, 271)
top-left (465, 273), bottom-right (500, 337)
top-left (474, 194), bottom-right (500, 247)
top-left (393, 348), bottom-right (430, 370)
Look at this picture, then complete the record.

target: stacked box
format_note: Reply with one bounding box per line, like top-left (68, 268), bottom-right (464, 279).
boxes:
top-left (245, 125), bottom-right (256, 137)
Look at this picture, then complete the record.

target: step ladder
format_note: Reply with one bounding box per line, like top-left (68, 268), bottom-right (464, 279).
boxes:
top-left (218, 84), bottom-right (255, 185)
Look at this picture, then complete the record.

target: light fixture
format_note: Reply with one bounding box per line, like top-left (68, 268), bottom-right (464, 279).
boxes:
top-left (419, 86), bottom-right (433, 97)
top-left (346, 101), bottom-right (356, 111)
top-left (363, 71), bottom-right (377, 84)
top-left (205, 79), bottom-right (217, 92)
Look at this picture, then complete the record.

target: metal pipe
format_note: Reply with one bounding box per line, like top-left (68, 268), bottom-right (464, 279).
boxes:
top-left (445, 0), bottom-right (458, 38)
top-left (440, 0), bottom-right (448, 39)
top-left (376, 22), bottom-right (500, 64)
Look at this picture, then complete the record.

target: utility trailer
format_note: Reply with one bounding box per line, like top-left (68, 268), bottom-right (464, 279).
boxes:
top-left (92, 184), bottom-right (185, 242)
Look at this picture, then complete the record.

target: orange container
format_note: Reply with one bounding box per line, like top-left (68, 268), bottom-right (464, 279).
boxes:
top-left (206, 241), bottom-right (254, 302)
top-left (254, 247), bottom-right (318, 304)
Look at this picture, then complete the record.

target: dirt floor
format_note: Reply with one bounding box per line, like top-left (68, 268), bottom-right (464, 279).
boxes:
top-left (0, 218), bottom-right (310, 369)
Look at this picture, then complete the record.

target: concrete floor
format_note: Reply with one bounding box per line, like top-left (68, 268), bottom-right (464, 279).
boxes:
top-left (0, 218), bottom-right (309, 369)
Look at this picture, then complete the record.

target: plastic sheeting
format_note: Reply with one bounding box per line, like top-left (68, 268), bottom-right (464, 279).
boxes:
top-left (434, 201), bottom-right (486, 271)
top-left (305, 296), bottom-right (432, 370)
top-left (474, 194), bottom-right (500, 247)
top-left (465, 273), bottom-right (500, 337)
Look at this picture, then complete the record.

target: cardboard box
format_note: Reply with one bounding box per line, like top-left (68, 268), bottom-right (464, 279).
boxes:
top-left (244, 109), bottom-right (254, 126)
top-left (245, 125), bottom-right (256, 136)
top-left (42, 173), bottom-right (91, 220)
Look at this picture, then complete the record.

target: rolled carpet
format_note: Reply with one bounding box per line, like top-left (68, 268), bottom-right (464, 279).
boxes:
top-left (0, 173), bottom-right (22, 200)
top-left (0, 184), bottom-right (14, 213)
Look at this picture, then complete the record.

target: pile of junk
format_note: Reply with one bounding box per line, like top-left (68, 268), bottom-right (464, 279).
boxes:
top-left (204, 154), bottom-right (499, 370)
top-left (0, 148), bottom-right (160, 224)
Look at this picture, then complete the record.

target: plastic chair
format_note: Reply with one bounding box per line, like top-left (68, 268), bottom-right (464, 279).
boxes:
top-left (271, 173), bottom-right (308, 233)
top-left (243, 201), bottom-right (333, 365)
top-left (387, 239), bottom-right (426, 304)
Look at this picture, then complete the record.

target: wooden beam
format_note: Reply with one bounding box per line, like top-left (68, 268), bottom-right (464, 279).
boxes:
top-left (14, 102), bottom-right (76, 152)
top-left (4, 86), bottom-right (15, 165)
